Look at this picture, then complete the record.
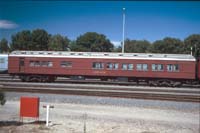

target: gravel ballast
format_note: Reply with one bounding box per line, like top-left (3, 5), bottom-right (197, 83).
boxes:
top-left (0, 92), bottom-right (199, 133)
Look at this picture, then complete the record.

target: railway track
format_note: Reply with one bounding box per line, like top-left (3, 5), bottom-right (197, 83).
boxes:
top-left (0, 74), bottom-right (200, 88)
top-left (0, 81), bottom-right (199, 103)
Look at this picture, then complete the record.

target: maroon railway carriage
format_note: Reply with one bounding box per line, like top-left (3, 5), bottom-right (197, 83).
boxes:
top-left (8, 51), bottom-right (197, 86)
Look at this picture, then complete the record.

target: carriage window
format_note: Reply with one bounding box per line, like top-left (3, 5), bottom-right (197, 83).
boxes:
top-left (158, 64), bottom-right (164, 71)
top-left (34, 61), bottom-right (40, 67)
top-left (174, 64), bottom-right (179, 71)
top-left (152, 64), bottom-right (164, 71)
top-left (152, 64), bottom-right (156, 71)
top-left (19, 59), bottom-right (24, 66)
top-left (143, 64), bottom-right (148, 71)
top-left (107, 63), bottom-right (113, 69)
top-left (29, 61), bottom-right (35, 67)
top-left (47, 61), bottom-right (53, 67)
top-left (136, 64), bottom-right (142, 71)
top-left (137, 64), bottom-right (148, 71)
top-left (0, 58), bottom-right (4, 63)
top-left (167, 64), bottom-right (173, 71)
top-left (107, 63), bottom-right (119, 70)
top-left (93, 62), bottom-right (104, 69)
top-left (41, 61), bottom-right (49, 67)
top-left (128, 64), bottom-right (133, 70)
top-left (167, 64), bottom-right (179, 72)
top-left (60, 61), bottom-right (72, 68)
top-left (113, 63), bottom-right (119, 70)
top-left (122, 64), bottom-right (128, 70)
top-left (122, 63), bottom-right (133, 70)
top-left (29, 61), bottom-right (53, 67)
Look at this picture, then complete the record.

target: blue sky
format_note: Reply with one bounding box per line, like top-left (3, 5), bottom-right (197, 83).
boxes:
top-left (0, 1), bottom-right (200, 46)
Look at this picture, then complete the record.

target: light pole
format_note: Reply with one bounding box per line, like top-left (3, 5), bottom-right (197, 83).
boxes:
top-left (122, 8), bottom-right (126, 53)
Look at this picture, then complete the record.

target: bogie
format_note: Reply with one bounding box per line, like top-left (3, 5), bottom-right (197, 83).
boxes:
top-left (19, 75), bottom-right (56, 82)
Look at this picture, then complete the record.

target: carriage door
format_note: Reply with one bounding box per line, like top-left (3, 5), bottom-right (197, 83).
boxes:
top-left (19, 58), bottom-right (25, 72)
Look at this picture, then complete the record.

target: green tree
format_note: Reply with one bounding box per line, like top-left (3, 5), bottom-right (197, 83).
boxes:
top-left (48, 34), bottom-right (70, 51)
top-left (76, 32), bottom-right (114, 52)
top-left (69, 40), bottom-right (78, 51)
top-left (0, 92), bottom-right (6, 106)
top-left (10, 30), bottom-right (32, 50)
top-left (112, 45), bottom-right (122, 52)
top-left (184, 34), bottom-right (200, 58)
top-left (32, 29), bottom-right (50, 50)
top-left (150, 37), bottom-right (184, 54)
top-left (0, 38), bottom-right (9, 53)
top-left (124, 39), bottom-right (151, 53)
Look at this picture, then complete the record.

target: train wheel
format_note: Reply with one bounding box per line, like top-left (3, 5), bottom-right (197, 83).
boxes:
top-left (148, 80), bottom-right (157, 86)
top-left (157, 79), bottom-right (175, 87)
top-left (101, 77), bottom-right (108, 81)
top-left (29, 76), bottom-right (41, 82)
top-left (47, 76), bottom-right (56, 82)
top-left (20, 76), bottom-right (26, 82)
top-left (173, 82), bottom-right (182, 87)
top-left (117, 77), bottom-right (128, 82)
top-left (19, 75), bottom-right (29, 82)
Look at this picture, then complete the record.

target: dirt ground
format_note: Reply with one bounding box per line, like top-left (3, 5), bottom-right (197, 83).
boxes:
top-left (0, 93), bottom-right (199, 133)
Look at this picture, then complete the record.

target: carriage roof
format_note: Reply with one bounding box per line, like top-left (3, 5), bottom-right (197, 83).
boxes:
top-left (10, 51), bottom-right (196, 61)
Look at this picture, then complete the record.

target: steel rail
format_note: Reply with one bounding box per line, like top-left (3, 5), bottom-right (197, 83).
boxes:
top-left (0, 83), bottom-right (199, 103)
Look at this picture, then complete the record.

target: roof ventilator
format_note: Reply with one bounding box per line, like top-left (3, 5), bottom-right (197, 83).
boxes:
top-left (148, 55), bottom-right (153, 57)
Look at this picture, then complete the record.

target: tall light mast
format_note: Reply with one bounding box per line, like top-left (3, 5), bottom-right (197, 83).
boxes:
top-left (122, 8), bottom-right (126, 53)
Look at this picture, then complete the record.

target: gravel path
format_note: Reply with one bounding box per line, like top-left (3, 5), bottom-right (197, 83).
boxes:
top-left (0, 92), bottom-right (199, 133)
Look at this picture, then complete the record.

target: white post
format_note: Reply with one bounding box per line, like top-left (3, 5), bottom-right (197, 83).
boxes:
top-left (46, 105), bottom-right (50, 127)
top-left (122, 8), bottom-right (126, 53)
top-left (191, 47), bottom-right (193, 55)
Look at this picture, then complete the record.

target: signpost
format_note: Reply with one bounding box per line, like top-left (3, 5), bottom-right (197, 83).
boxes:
top-left (43, 105), bottom-right (54, 127)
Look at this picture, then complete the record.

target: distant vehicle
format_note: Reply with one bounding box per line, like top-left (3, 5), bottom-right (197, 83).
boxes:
top-left (0, 54), bottom-right (8, 73)
top-left (8, 51), bottom-right (200, 86)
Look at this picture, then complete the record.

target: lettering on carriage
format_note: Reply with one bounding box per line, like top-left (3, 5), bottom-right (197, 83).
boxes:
top-left (93, 71), bottom-right (106, 74)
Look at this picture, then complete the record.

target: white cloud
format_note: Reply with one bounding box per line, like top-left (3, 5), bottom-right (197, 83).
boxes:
top-left (0, 20), bottom-right (18, 29)
top-left (111, 41), bottom-right (121, 47)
